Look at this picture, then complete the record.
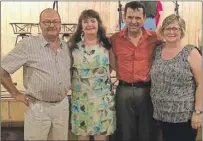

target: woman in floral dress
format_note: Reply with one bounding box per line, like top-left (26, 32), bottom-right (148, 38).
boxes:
top-left (68, 9), bottom-right (116, 141)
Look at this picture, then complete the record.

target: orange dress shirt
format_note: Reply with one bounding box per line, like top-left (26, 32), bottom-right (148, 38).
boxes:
top-left (111, 28), bottom-right (159, 83)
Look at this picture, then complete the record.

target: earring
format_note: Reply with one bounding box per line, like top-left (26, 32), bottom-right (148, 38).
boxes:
top-left (80, 31), bottom-right (84, 41)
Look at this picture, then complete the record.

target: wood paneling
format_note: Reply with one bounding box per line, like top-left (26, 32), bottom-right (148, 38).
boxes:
top-left (0, 3), bottom-right (202, 140)
top-left (1, 1), bottom-right (201, 91)
top-left (1, 98), bottom-right (25, 122)
top-left (9, 102), bottom-right (25, 121)
top-left (1, 101), bottom-right (9, 121)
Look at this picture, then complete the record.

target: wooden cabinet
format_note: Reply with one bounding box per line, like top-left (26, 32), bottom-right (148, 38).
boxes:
top-left (1, 97), bottom-right (25, 122)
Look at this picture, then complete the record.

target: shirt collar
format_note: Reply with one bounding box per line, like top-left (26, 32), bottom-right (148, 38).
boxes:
top-left (119, 27), bottom-right (153, 39)
top-left (39, 34), bottom-right (63, 48)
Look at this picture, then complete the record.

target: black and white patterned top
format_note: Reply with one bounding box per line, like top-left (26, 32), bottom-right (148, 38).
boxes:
top-left (149, 43), bottom-right (197, 123)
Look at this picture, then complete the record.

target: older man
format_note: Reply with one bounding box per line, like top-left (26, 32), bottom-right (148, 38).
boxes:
top-left (0, 8), bottom-right (71, 140)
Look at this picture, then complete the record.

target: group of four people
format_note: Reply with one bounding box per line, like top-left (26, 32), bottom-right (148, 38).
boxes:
top-left (1, 1), bottom-right (202, 141)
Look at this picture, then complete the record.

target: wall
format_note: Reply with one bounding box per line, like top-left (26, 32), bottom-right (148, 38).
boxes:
top-left (1, 1), bottom-right (202, 140)
top-left (1, 1), bottom-right (202, 91)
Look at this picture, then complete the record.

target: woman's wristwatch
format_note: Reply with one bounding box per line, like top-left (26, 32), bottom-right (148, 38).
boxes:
top-left (194, 110), bottom-right (202, 115)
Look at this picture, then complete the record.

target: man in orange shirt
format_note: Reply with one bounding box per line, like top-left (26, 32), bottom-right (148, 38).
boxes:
top-left (110, 1), bottom-right (160, 141)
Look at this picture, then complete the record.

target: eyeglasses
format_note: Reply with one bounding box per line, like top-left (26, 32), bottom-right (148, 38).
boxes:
top-left (41, 20), bottom-right (61, 26)
top-left (164, 27), bottom-right (180, 32)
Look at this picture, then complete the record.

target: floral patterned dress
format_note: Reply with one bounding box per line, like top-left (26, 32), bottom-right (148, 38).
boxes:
top-left (70, 41), bottom-right (116, 136)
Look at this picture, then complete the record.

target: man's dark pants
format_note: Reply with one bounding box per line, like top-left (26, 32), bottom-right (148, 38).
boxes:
top-left (114, 81), bottom-right (158, 141)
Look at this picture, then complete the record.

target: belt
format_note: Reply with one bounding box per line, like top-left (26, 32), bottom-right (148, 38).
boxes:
top-left (26, 95), bottom-right (63, 103)
top-left (118, 80), bottom-right (151, 87)
top-left (44, 100), bottom-right (61, 103)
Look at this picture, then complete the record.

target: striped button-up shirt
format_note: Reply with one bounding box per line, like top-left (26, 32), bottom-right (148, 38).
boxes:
top-left (1, 35), bottom-right (71, 102)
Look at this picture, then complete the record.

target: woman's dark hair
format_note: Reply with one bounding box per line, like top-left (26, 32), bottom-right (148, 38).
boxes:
top-left (68, 9), bottom-right (111, 50)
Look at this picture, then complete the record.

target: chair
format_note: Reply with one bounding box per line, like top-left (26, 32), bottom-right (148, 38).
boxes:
top-left (60, 23), bottom-right (77, 40)
top-left (10, 23), bottom-right (33, 45)
top-left (31, 23), bottom-right (41, 35)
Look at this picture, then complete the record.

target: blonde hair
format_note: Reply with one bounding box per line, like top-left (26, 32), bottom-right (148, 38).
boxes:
top-left (159, 14), bottom-right (186, 39)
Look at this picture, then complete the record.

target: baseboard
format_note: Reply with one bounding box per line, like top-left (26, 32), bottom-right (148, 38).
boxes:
top-left (1, 121), bottom-right (24, 127)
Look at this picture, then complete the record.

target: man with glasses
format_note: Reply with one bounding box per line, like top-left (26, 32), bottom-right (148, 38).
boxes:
top-left (0, 8), bottom-right (71, 140)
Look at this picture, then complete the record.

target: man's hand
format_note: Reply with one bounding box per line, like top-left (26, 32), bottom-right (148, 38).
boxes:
top-left (1, 68), bottom-right (35, 106)
top-left (12, 92), bottom-right (35, 106)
